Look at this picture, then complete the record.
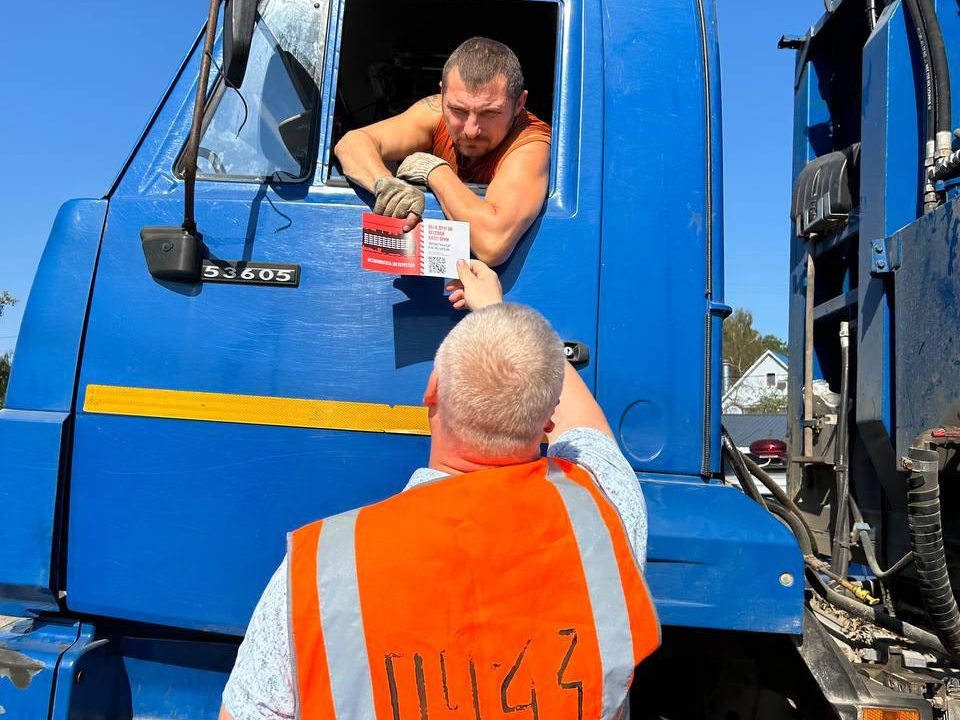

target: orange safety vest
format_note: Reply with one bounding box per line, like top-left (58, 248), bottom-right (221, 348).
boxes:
top-left (431, 109), bottom-right (552, 185)
top-left (288, 457), bottom-right (659, 720)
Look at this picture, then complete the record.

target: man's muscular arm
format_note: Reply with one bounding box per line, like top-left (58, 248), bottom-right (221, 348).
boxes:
top-left (334, 96), bottom-right (440, 191)
top-left (337, 95), bottom-right (549, 265)
top-left (426, 141), bottom-right (550, 266)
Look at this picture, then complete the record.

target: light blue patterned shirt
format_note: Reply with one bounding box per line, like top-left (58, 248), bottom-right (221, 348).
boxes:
top-left (222, 427), bottom-right (647, 720)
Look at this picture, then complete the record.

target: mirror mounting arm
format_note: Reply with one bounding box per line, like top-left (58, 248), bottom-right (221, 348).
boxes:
top-left (139, 0), bottom-right (221, 283)
top-left (182, 0), bottom-right (224, 235)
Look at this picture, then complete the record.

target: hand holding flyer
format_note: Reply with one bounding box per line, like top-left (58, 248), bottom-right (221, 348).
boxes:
top-left (361, 213), bottom-right (469, 278)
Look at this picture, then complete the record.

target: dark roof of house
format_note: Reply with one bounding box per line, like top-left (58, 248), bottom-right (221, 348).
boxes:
top-left (721, 414), bottom-right (787, 447)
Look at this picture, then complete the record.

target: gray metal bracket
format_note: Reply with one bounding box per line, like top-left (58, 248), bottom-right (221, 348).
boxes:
top-left (869, 233), bottom-right (902, 276)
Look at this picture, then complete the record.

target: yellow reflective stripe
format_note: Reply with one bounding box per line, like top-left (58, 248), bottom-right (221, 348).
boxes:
top-left (82, 384), bottom-right (430, 435)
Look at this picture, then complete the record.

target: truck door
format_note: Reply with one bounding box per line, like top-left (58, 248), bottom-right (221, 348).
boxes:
top-left (67, 0), bottom-right (603, 634)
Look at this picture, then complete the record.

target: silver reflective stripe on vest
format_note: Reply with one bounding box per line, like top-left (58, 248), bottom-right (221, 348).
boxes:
top-left (287, 534), bottom-right (303, 720)
top-left (545, 459), bottom-right (635, 720)
top-left (316, 509), bottom-right (376, 720)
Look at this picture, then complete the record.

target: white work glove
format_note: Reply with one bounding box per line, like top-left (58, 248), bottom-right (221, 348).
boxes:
top-left (373, 176), bottom-right (425, 218)
top-left (397, 152), bottom-right (450, 186)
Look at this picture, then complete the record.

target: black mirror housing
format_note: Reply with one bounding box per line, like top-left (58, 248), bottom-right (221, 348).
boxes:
top-left (141, 227), bottom-right (204, 282)
top-left (223, 0), bottom-right (258, 88)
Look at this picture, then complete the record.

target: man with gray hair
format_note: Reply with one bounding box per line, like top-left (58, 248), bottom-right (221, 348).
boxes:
top-left (335, 37), bottom-right (551, 266)
top-left (218, 259), bottom-right (652, 720)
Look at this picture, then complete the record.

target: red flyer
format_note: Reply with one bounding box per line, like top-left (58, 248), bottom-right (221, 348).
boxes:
top-left (360, 213), bottom-right (469, 278)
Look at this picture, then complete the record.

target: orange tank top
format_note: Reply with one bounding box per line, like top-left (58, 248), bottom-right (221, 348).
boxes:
top-left (432, 109), bottom-right (552, 185)
top-left (288, 457), bottom-right (659, 720)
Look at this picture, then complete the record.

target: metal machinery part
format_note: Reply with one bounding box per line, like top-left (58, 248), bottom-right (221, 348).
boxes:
top-left (774, 0), bottom-right (960, 715)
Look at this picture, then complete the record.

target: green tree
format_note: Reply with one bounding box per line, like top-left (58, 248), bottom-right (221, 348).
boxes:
top-left (0, 291), bottom-right (15, 315)
top-left (747, 390), bottom-right (788, 414)
top-left (0, 292), bottom-right (17, 408)
top-left (723, 308), bottom-right (788, 381)
top-left (0, 351), bottom-right (11, 408)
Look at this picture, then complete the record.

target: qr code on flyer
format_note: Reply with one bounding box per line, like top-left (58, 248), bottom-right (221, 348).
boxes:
top-left (428, 256), bottom-right (447, 276)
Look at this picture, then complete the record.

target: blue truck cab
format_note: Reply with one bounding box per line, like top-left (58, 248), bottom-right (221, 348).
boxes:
top-left (0, 0), bottom-right (806, 717)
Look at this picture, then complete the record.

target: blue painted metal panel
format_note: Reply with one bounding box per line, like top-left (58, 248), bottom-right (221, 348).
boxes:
top-left (597, 0), bottom-right (718, 477)
top-left (47, 625), bottom-right (235, 720)
top-left (69, 407), bottom-right (802, 635)
top-left (857, 3), bottom-right (922, 458)
top-left (643, 479), bottom-right (804, 634)
top-left (67, 0), bottom-right (617, 633)
top-left (0, 618), bottom-right (80, 718)
top-left (705, 0), bottom-right (726, 479)
top-left (68, 414), bottom-right (425, 633)
top-left (5, 200), bottom-right (106, 412)
top-left (117, 637), bottom-right (234, 719)
top-left (0, 410), bottom-right (69, 615)
top-left (891, 200), bottom-right (960, 455)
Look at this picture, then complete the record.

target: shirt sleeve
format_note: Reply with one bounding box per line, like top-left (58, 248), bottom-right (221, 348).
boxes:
top-left (222, 556), bottom-right (296, 720)
top-left (548, 427), bottom-right (648, 571)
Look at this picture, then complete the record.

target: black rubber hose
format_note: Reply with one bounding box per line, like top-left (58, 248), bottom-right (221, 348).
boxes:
top-left (740, 452), bottom-right (818, 550)
top-left (805, 566), bottom-right (948, 655)
top-left (917, 0), bottom-right (951, 136)
top-left (848, 494), bottom-right (914, 580)
top-left (720, 428), bottom-right (768, 510)
top-left (768, 501), bottom-right (814, 556)
top-left (905, 445), bottom-right (960, 664)
top-left (904, 0), bottom-right (936, 145)
top-left (722, 430), bottom-right (820, 554)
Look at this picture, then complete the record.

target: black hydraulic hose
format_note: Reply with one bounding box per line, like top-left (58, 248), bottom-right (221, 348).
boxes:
top-left (805, 566), bottom-right (949, 655)
top-left (768, 501), bottom-right (814, 556)
top-left (904, 444), bottom-right (960, 664)
top-left (720, 425), bottom-right (923, 645)
top-left (866, 0), bottom-right (878, 31)
top-left (721, 427), bottom-right (820, 553)
top-left (719, 427), bottom-right (933, 650)
top-left (917, 0), bottom-right (951, 138)
top-left (863, 534), bottom-right (915, 579)
top-left (904, 0), bottom-right (937, 147)
top-left (848, 494), bottom-right (914, 580)
top-left (740, 451), bottom-right (818, 552)
top-left (721, 428), bottom-right (768, 509)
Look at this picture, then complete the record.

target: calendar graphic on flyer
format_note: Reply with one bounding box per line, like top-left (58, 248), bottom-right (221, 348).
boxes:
top-left (360, 213), bottom-right (469, 278)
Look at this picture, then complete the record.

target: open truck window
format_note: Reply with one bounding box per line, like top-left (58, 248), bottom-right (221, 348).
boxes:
top-left (175, 0), bottom-right (329, 183)
top-left (326, 0), bottom-right (560, 188)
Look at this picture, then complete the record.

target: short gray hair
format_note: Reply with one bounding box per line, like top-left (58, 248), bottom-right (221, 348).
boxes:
top-left (442, 37), bottom-right (525, 100)
top-left (434, 303), bottom-right (566, 460)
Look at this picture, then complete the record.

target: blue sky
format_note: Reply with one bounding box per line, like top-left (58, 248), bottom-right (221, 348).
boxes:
top-left (0, 0), bottom-right (825, 355)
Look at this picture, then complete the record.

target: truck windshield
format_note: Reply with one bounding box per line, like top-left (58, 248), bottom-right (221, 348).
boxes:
top-left (178, 0), bottom-right (328, 183)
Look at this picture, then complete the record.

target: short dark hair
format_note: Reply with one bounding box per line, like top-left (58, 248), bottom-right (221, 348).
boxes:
top-left (442, 37), bottom-right (525, 100)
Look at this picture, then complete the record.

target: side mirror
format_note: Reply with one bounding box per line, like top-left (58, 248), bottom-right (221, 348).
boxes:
top-left (141, 0), bottom-right (257, 284)
top-left (223, 0), bottom-right (258, 88)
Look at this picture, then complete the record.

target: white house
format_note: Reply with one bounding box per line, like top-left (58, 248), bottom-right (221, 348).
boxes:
top-left (722, 350), bottom-right (788, 414)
